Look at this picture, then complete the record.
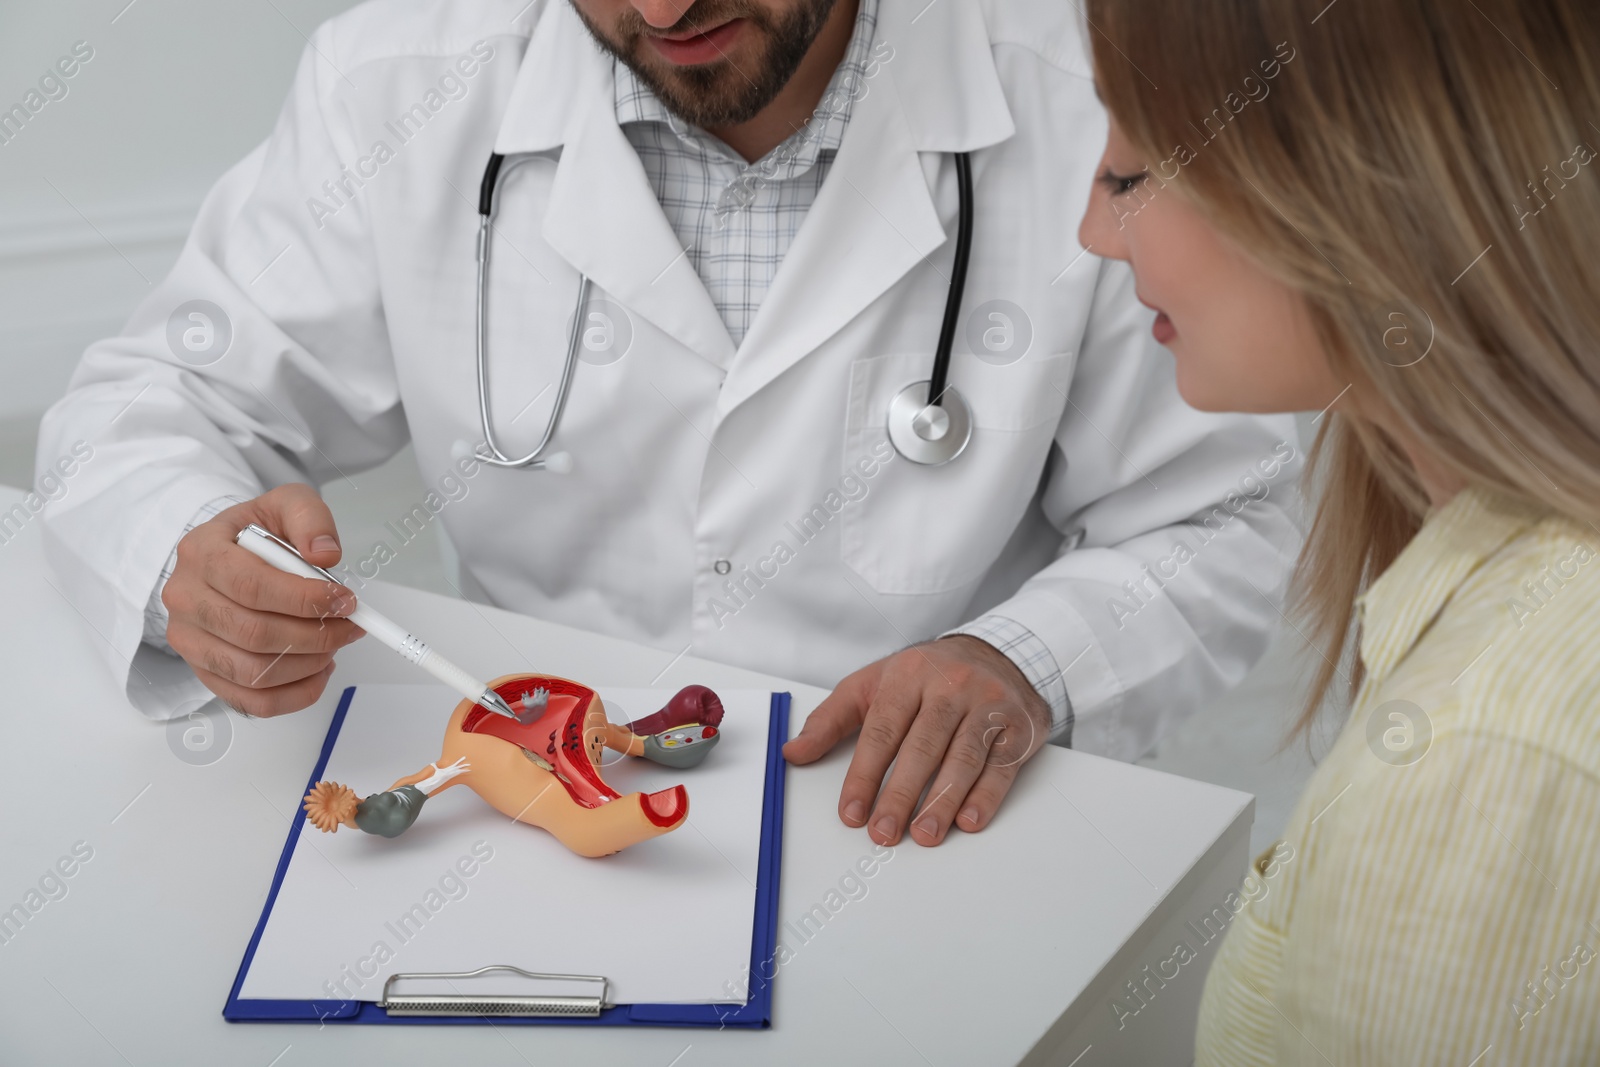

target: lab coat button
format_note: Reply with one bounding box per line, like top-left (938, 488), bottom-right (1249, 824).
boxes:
top-left (713, 559), bottom-right (732, 575)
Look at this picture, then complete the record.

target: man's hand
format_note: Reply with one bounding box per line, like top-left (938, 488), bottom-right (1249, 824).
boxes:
top-left (782, 635), bottom-right (1053, 847)
top-left (161, 484), bottom-right (363, 717)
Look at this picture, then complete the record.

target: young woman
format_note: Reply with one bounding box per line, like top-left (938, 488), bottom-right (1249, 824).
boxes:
top-left (1078, 0), bottom-right (1600, 1062)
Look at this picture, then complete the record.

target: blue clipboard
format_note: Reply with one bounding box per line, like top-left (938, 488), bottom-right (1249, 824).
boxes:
top-left (224, 685), bottom-right (790, 1028)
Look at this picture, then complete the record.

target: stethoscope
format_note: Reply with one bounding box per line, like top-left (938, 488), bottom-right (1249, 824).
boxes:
top-left (469, 150), bottom-right (974, 471)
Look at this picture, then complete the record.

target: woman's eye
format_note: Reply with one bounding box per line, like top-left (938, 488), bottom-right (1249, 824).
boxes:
top-left (1097, 167), bottom-right (1150, 196)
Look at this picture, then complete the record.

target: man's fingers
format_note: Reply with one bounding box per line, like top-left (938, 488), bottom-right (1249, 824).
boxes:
top-left (952, 749), bottom-right (1029, 834)
top-left (836, 685), bottom-right (921, 835)
top-left (171, 584), bottom-right (362, 654)
top-left (200, 542), bottom-right (354, 620)
top-left (158, 485), bottom-right (354, 721)
top-left (905, 709), bottom-right (1000, 846)
top-left (263, 484), bottom-right (344, 565)
top-left (194, 660), bottom-right (337, 719)
top-left (168, 620), bottom-right (339, 691)
top-left (800, 637), bottom-right (1052, 846)
top-left (782, 669), bottom-right (874, 764)
top-left (865, 691), bottom-right (969, 846)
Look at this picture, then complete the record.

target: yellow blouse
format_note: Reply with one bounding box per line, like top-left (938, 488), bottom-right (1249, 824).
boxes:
top-left (1197, 486), bottom-right (1600, 1065)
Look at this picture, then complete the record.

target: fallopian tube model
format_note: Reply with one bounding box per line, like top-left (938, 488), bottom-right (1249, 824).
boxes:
top-left (302, 675), bottom-right (725, 858)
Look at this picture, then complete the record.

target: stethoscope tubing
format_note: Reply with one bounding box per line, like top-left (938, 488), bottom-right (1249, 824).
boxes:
top-left (473, 152), bottom-right (584, 469)
top-left (927, 151), bottom-right (973, 410)
top-left (469, 148), bottom-right (974, 469)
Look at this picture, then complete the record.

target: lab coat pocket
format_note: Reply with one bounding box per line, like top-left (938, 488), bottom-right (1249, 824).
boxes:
top-left (840, 352), bottom-right (1072, 595)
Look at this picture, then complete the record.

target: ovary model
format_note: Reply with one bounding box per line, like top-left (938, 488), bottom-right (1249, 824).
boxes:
top-left (302, 674), bottom-right (724, 857)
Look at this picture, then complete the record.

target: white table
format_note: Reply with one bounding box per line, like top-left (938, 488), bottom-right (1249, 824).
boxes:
top-left (0, 485), bottom-right (1251, 1066)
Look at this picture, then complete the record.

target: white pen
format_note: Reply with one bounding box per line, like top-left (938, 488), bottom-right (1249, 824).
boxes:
top-left (233, 523), bottom-right (523, 722)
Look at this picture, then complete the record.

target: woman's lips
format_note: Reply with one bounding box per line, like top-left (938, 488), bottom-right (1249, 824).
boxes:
top-left (1138, 293), bottom-right (1177, 345)
top-left (647, 18), bottom-right (746, 65)
top-left (1152, 311), bottom-right (1176, 345)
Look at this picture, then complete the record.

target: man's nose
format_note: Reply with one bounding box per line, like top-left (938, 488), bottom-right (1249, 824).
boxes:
top-left (632, 0), bottom-right (696, 29)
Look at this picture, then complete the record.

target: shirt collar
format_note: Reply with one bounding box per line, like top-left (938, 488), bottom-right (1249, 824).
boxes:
top-left (612, 0), bottom-right (880, 178)
top-left (1357, 485), bottom-right (1549, 682)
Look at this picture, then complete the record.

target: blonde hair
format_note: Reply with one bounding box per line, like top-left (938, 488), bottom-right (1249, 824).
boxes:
top-left (1085, 0), bottom-right (1600, 732)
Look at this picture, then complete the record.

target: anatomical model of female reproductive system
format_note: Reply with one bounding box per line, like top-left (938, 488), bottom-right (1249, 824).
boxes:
top-left (302, 674), bottom-right (724, 858)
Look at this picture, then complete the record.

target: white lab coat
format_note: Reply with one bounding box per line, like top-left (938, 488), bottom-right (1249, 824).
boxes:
top-left (36, 0), bottom-right (1303, 761)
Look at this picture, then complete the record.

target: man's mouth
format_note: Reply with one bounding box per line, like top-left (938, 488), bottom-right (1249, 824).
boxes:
top-left (647, 18), bottom-right (747, 65)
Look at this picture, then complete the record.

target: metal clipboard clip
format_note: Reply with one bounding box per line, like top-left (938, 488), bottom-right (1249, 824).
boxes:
top-left (377, 965), bottom-right (612, 1017)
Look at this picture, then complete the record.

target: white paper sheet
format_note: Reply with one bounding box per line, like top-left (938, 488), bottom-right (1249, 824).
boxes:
top-left (237, 684), bottom-right (773, 1006)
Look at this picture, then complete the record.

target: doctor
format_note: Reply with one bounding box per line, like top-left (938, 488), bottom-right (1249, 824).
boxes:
top-left (38, 0), bottom-right (1301, 848)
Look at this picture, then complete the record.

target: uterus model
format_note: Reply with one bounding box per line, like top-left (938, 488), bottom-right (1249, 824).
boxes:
top-left (302, 674), bottom-right (724, 858)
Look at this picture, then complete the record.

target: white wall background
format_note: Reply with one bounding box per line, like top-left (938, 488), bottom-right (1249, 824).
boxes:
top-left (0, 0), bottom-right (358, 437)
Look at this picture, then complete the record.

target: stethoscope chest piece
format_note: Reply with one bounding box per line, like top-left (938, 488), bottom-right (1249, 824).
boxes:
top-left (887, 381), bottom-right (972, 466)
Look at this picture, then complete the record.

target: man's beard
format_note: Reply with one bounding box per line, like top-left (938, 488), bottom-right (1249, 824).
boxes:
top-left (573, 0), bottom-right (842, 129)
